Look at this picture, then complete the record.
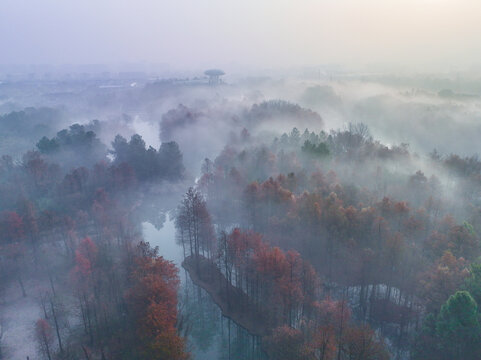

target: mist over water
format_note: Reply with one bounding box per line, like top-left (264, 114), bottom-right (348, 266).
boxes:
top-left (2, 1), bottom-right (481, 359)
top-left (143, 217), bottom-right (180, 264)
top-left (1, 70), bottom-right (481, 358)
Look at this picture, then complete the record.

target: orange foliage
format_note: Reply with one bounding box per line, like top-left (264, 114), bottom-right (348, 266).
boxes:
top-left (127, 244), bottom-right (188, 360)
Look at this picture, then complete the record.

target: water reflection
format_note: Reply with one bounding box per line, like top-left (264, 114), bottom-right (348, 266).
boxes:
top-left (142, 217), bottom-right (182, 265)
top-left (181, 274), bottom-right (266, 360)
top-left (143, 218), bottom-right (266, 360)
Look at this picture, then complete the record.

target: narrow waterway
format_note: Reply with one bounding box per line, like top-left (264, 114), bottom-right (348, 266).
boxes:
top-left (143, 217), bottom-right (266, 360)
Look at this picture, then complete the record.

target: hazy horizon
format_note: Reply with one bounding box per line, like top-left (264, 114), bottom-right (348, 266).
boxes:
top-left (2, 0), bottom-right (481, 73)
top-left (3, 2), bottom-right (481, 359)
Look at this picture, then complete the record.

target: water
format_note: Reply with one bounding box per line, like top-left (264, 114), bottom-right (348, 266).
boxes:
top-left (142, 217), bottom-right (182, 265)
top-left (143, 216), bottom-right (266, 360)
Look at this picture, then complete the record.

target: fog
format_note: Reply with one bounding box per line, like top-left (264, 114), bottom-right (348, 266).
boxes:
top-left (3, 0), bottom-right (481, 71)
top-left (2, 1), bottom-right (481, 359)
top-left (1, 68), bottom-right (480, 358)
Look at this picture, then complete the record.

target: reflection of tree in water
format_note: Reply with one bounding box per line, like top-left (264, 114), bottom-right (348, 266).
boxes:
top-left (219, 317), bottom-right (266, 360)
top-left (181, 275), bottom-right (219, 353)
top-left (181, 275), bottom-right (266, 359)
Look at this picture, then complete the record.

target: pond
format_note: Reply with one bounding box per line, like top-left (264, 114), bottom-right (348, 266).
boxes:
top-left (143, 217), bottom-right (266, 360)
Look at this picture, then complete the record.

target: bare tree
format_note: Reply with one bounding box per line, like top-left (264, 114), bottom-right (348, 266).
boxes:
top-left (35, 319), bottom-right (54, 360)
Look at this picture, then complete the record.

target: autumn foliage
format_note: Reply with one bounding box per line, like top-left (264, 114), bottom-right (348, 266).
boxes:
top-left (127, 242), bottom-right (188, 360)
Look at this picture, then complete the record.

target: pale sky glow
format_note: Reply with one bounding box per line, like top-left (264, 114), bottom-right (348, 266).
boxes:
top-left (1, 0), bottom-right (481, 71)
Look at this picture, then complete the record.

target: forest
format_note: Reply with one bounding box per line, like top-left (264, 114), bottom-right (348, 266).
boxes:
top-left (1, 68), bottom-right (481, 360)
top-left (5, 0), bottom-right (481, 358)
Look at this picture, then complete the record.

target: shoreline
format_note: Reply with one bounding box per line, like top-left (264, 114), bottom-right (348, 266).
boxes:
top-left (182, 255), bottom-right (270, 338)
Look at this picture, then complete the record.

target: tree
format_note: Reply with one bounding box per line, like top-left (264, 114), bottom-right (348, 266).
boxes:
top-left (342, 325), bottom-right (389, 360)
top-left (47, 293), bottom-right (67, 355)
top-left (0, 211), bottom-right (24, 242)
top-left (111, 134), bottom-right (184, 182)
top-left (311, 323), bottom-right (337, 360)
top-left (158, 141), bottom-right (185, 180)
top-left (419, 251), bottom-right (469, 313)
top-left (264, 325), bottom-right (308, 360)
top-left (447, 223), bottom-right (479, 261)
top-left (412, 313), bottom-right (438, 360)
top-left (73, 237), bottom-right (98, 287)
top-left (281, 250), bottom-right (304, 327)
top-left (71, 237), bottom-right (98, 345)
top-left (22, 151), bottom-right (49, 191)
top-left (465, 262), bottom-right (481, 306)
top-left (2, 242), bottom-right (27, 297)
top-left (127, 242), bottom-right (188, 360)
top-left (35, 319), bottom-right (54, 360)
top-left (435, 291), bottom-right (481, 359)
top-left (37, 124), bottom-right (107, 168)
top-left (301, 140), bottom-right (330, 158)
top-left (175, 188), bottom-right (214, 260)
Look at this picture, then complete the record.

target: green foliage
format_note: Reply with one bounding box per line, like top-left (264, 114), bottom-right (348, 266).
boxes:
top-left (465, 263), bottom-right (481, 308)
top-left (37, 123), bottom-right (103, 154)
top-left (301, 140), bottom-right (330, 157)
top-left (247, 100), bottom-right (322, 125)
top-left (414, 291), bottom-right (481, 359)
top-left (412, 313), bottom-right (439, 359)
top-left (436, 291), bottom-right (480, 359)
top-left (463, 221), bottom-right (476, 236)
top-left (36, 136), bottom-right (60, 153)
top-left (111, 134), bottom-right (184, 181)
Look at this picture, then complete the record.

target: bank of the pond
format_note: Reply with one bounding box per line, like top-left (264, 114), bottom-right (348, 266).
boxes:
top-left (182, 255), bottom-right (270, 338)
top-left (145, 220), bottom-right (265, 359)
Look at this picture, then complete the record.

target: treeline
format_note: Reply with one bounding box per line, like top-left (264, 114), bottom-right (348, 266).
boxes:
top-left (33, 235), bottom-right (188, 360)
top-left (0, 125), bottom-right (188, 359)
top-left (183, 125), bottom-right (481, 358)
top-left (0, 107), bottom-right (63, 137)
top-left (35, 123), bottom-right (184, 181)
top-left (246, 100), bottom-right (324, 127)
top-left (0, 107), bottom-right (66, 163)
top-left (176, 188), bottom-right (389, 359)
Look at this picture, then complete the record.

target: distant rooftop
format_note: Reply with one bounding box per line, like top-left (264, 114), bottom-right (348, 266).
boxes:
top-left (204, 69), bottom-right (225, 77)
top-left (204, 69), bottom-right (225, 85)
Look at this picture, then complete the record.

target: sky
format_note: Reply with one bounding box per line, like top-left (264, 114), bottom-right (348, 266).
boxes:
top-left (2, 0), bottom-right (481, 72)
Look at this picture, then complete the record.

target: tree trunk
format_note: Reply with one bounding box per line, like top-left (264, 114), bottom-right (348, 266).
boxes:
top-left (49, 298), bottom-right (63, 354)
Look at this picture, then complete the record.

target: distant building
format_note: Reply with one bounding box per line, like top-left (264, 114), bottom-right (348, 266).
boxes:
top-left (204, 69), bottom-right (225, 85)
